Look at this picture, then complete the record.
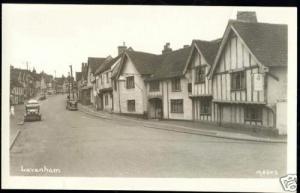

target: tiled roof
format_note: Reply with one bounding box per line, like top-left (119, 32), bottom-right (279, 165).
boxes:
top-left (194, 39), bottom-right (221, 65)
top-left (148, 46), bottom-right (192, 80)
top-left (11, 79), bottom-right (23, 88)
top-left (126, 51), bottom-right (161, 75)
top-left (87, 57), bottom-right (106, 73)
top-left (231, 21), bottom-right (287, 67)
top-left (95, 55), bottom-right (122, 75)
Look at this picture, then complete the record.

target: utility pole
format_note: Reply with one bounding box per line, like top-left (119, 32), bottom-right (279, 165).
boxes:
top-left (69, 65), bottom-right (74, 99)
top-left (68, 72), bottom-right (71, 99)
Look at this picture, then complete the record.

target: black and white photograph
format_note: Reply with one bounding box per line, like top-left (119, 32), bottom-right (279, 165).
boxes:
top-left (1, 4), bottom-right (297, 192)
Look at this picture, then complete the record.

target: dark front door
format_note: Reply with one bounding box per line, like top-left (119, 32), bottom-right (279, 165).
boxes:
top-left (153, 99), bottom-right (162, 119)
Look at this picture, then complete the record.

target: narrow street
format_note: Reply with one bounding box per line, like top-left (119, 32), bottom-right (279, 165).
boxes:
top-left (10, 94), bottom-right (286, 178)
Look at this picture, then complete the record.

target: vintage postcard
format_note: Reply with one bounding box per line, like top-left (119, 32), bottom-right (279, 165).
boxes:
top-left (1, 4), bottom-right (297, 192)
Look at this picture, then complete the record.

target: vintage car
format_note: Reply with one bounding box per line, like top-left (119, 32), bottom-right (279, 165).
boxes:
top-left (39, 93), bottom-right (46, 100)
top-left (24, 99), bottom-right (42, 121)
top-left (66, 99), bottom-right (78, 111)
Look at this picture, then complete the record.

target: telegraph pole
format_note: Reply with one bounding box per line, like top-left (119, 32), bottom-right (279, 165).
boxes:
top-left (69, 65), bottom-right (74, 99)
top-left (68, 72), bottom-right (71, 99)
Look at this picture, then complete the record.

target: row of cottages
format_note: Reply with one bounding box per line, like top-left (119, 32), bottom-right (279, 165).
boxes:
top-left (79, 11), bottom-right (287, 134)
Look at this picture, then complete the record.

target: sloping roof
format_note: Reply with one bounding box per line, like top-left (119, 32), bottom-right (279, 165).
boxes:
top-left (231, 21), bottom-right (287, 67)
top-left (194, 39), bottom-right (222, 65)
top-left (125, 51), bottom-right (161, 75)
top-left (95, 55), bottom-right (122, 75)
top-left (11, 79), bottom-right (23, 88)
top-left (87, 57), bottom-right (106, 73)
top-left (148, 46), bottom-right (192, 80)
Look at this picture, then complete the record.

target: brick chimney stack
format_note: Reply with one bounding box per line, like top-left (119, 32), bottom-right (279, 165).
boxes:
top-left (237, 11), bottom-right (257, 23)
top-left (118, 42), bottom-right (127, 55)
top-left (162, 42), bottom-right (172, 54)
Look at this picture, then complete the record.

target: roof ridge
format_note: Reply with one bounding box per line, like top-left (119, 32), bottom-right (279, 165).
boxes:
top-left (230, 19), bottom-right (288, 27)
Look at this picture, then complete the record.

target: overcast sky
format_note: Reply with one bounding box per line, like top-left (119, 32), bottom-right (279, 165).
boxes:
top-left (2, 5), bottom-right (295, 77)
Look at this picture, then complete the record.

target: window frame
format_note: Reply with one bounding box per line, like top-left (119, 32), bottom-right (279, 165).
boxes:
top-left (244, 105), bottom-right (263, 122)
top-left (171, 78), bottom-right (181, 92)
top-left (126, 76), bottom-right (135, 89)
top-left (195, 66), bottom-right (206, 84)
top-left (231, 70), bottom-right (246, 91)
top-left (149, 81), bottom-right (160, 92)
top-left (170, 99), bottom-right (184, 113)
top-left (200, 98), bottom-right (211, 115)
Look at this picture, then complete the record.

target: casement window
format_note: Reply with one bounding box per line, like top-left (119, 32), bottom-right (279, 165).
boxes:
top-left (171, 99), bottom-right (183, 113)
top-left (244, 105), bottom-right (262, 122)
top-left (200, 98), bottom-right (211, 115)
top-left (171, 78), bottom-right (181, 92)
top-left (195, 66), bottom-right (206, 83)
top-left (149, 81), bottom-right (160, 92)
top-left (105, 95), bottom-right (108, 106)
top-left (188, 83), bottom-right (192, 93)
top-left (231, 71), bottom-right (245, 91)
top-left (126, 76), bottom-right (135, 89)
top-left (127, 100), bottom-right (135, 112)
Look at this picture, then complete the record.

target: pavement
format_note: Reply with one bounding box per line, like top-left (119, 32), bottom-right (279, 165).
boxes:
top-left (10, 94), bottom-right (287, 177)
top-left (78, 104), bottom-right (287, 143)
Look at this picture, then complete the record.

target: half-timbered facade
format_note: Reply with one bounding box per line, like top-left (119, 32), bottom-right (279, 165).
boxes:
top-left (183, 40), bottom-right (221, 121)
top-left (209, 12), bottom-right (287, 134)
top-left (95, 55), bottom-right (122, 111)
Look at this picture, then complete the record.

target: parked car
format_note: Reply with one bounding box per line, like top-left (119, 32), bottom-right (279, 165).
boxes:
top-left (66, 99), bottom-right (78, 111)
top-left (39, 93), bottom-right (46, 100)
top-left (24, 99), bottom-right (42, 121)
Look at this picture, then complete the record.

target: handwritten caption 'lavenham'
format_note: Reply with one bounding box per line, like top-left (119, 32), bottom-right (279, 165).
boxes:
top-left (21, 165), bottom-right (61, 174)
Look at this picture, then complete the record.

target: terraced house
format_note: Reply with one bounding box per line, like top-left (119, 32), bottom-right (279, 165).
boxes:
top-left (183, 39), bottom-right (221, 121)
top-left (209, 12), bottom-right (287, 134)
top-left (82, 57), bottom-right (110, 106)
top-left (145, 43), bottom-right (192, 120)
top-left (112, 50), bottom-right (160, 117)
top-left (95, 55), bottom-right (122, 111)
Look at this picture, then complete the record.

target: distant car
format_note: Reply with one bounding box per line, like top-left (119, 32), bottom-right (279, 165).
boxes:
top-left (47, 91), bottom-right (52, 95)
top-left (24, 99), bottom-right (42, 121)
top-left (39, 93), bottom-right (46, 100)
top-left (66, 99), bottom-right (78, 111)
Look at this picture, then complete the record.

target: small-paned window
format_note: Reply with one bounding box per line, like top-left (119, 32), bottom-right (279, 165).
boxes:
top-left (245, 105), bottom-right (263, 122)
top-left (171, 78), bottom-right (181, 92)
top-left (231, 71), bottom-right (245, 91)
top-left (171, 99), bottom-right (183, 113)
top-left (200, 98), bottom-right (211, 115)
top-left (195, 66), bottom-right (206, 83)
top-left (126, 76), bottom-right (135, 89)
top-left (149, 81), bottom-right (160, 92)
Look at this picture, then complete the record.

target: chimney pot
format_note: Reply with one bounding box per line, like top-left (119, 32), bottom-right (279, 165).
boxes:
top-left (118, 42), bottom-right (127, 55)
top-left (237, 11), bottom-right (257, 23)
top-left (162, 42), bottom-right (172, 54)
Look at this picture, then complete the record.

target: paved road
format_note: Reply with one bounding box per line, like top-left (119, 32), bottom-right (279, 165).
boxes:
top-left (10, 94), bottom-right (287, 177)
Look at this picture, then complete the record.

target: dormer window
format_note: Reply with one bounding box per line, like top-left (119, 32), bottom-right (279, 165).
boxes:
top-left (149, 81), bottom-right (160, 92)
